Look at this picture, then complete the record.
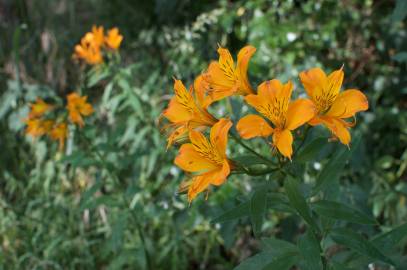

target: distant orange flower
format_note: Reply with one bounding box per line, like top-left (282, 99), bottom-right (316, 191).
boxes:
top-left (25, 119), bottom-right (54, 137)
top-left (175, 118), bottom-right (233, 202)
top-left (67, 93), bottom-right (94, 127)
top-left (162, 77), bottom-right (217, 148)
top-left (203, 45), bottom-right (256, 103)
top-left (74, 33), bottom-right (103, 65)
top-left (28, 98), bottom-right (53, 119)
top-left (237, 79), bottom-right (315, 159)
top-left (50, 122), bottom-right (68, 150)
top-left (299, 67), bottom-right (368, 145)
top-left (91, 25), bottom-right (105, 47)
top-left (105, 27), bottom-right (123, 50)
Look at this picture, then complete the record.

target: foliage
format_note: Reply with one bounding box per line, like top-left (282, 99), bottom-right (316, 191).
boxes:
top-left (0, 0), bottom-right (406, 269)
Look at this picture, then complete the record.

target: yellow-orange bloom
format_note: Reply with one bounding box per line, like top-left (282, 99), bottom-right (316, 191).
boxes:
top-left (174, 118), bottom-right (233, 202)
top-left (105, 27), bottom-right (123, 50)
top-left (203, 45), bottom-right (256, 103)
top-left (74, 33), bottom-right (103, 65)
top-left (67, 93), bottom-right (94, 127)
top-left (237, 80), bottom-right (315, 159)
top-left (25, 119), bottom-right (54, 137)
top-left (299, 67), bottom-right (368, 145)
top-left (28, 98), bottom-right (53, 118)
top-left (91, 25), bottom-right (105, 47)
top-left (50, 122), bottom-right (68, 150)
top-left (162, 77), bottom-right (217, 148)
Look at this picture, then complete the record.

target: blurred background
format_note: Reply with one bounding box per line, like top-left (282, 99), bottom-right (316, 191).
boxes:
top-left (0, 0), bottom-right (406, 269)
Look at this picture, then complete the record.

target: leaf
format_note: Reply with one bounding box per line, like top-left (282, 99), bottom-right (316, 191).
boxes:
top-left (232, 155), bottom-right (270, 166)
top-left (234, 252), bottom-right (274, 270)
top-left (391, 0), bottom-right (407, 23)
top-left (262, 253), bottom-right (300, 270)
top-left (330, 228), bottom-right (394, 266)
top-left (312, 200), bottom-right (377, 225)
top-left (284, 177), bottom-right (320, 233)
top-left (79, 181), bottom-right (103, 210)
top-left (371, 223), bottom-right (407, 250)
top-left (250, 189), bottom-right (267, 237)
top-left (298, 230), bottom-right (323, 270)
top-left (267, 193), bottom-right (295, 213)
top-left (295, 137), bottom-right (327, 163)
top-left (261, 238), bottom-right (298, 256)
top-left (313, 135), bottom-right (361, 195)
top-left (211, 201), bottom-right (250, 223)
top-left (392, 52), bottom-right (407, 63)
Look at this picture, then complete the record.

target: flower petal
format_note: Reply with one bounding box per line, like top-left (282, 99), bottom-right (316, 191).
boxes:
top-left (326, 89), bottom-right (368, 119)
top-left (236, 45), bottom-right (256, 95)
top-left (273, 129), bottom-right (293, 159)
top-left (285, 99), bottom-right (316, 130)
top-left (299, 67), bottom-right (327, 100)
top-left (174, 143), bottom-right (218, 172)
top-left (236, 114), bottom-right (273, 139)
top-left (210, 118), bottom-right (233, 157)
top-left (318, 116), bottom-right (351, 145)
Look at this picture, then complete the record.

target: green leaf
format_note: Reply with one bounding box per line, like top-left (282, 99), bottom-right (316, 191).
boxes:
top-left (261, 238), bottom-right (298, 256)
top-left (261, 253), bottom-right (300, 270)
top-left (267, 193), bottom-right (295, 213)
top-left (284, 177), bottom-right (320, 233)
top-left (295, 137), bottom-right (327, 163)
top-left (298, 230), bottom-right (323, 270)
top-left (251, 189), bottom-right (267, 237)
top-left (234, 252), bottom-right (273, 270)
top-left (371, 223), bottom-right (407, 250)
top-left (312, 200), bottom-right (377, 225)
top-left (330, 228), bottom-right (394, 266)
top-left (232, 155), bottom-right (270, 166)
top-left (391, 0), bottom-right (407, 23)
top-left (313, 135), bottom-right (361, 195)
top-left (212, 201), bottom-right (250, 223)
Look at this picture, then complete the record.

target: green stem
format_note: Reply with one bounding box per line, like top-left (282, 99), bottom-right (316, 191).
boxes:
top-left (80, 133), bottom-right (152, 270)
top-left (230, 132), bottom-right (275, 166)
top-left (293, 125), bottom-right (311, 157)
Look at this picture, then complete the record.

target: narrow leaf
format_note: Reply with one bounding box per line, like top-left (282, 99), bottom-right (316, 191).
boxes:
top-left (284, 177), bottom-right (320, 233)
top-left (330, 228), bottom-right (394, 265)
top-left (251, 189), bottom-right (267, 237)
top-left (234, 252), bottom-right (274, 270)
top-left (312, 200), bottom-right (377, 225)
top-left (298, 230), bottom-right (323, 270)
top-left (371, 223), bottom-right (407, 250)
top-left (261, 238), bottom-right (298, 256)
top-left (262, 252), bottom-right (300, 270)
top-left (212, 201), bottom-right (250, 223)
top-left (296, 137), bottom-right (327, 163)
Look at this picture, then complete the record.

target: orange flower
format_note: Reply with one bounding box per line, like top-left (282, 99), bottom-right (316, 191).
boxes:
top-left (67, 93), bottom-right (94, 127)
top-left (299, 67), bottom-right (368, 145)
top-left (91, 25), bottom-right (105, 47)
top-left (28, 98), bottom-right (53, 118)
top-left (105, 27), bottom-right (123, 50)
top-left (162, 77), bottom-right (217, 148)
top-left (237, 79), bottom-right (315, 159)
top-left (74, 33), bottom-right (103, 65)
top-left (25, 119), bottom-right (54, 137)
top-left (203, 45), bottom-right (256, 102)
top-left (174, 118), bottom-right (233, 202)
top-left (50, 122), bottom-right (68, 150)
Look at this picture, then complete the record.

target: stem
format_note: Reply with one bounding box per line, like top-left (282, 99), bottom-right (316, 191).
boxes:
top-left (293, 125), bottom-right (311, 157)
top-left (230, 132), bottom-right (275, 166)
top-left (80, 133), bottom-right (152, 270)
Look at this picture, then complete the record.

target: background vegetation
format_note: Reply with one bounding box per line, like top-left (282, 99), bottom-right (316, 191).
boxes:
top-left (1, 0), bottom-right (406, 269)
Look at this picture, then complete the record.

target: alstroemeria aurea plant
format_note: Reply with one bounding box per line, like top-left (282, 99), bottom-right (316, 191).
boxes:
top-left (28, 98), bottom-right (54, 118)
top-left (67, 93), bottom-right (94, 127)
top-left (162, 78), bottom-right (217, 148)
top-left (174, 118), bottom-right (233, 202)
top-left (299, 67), bottom-right (368, 145)
top-left (203, 45), bottom-right (256, 103)
top-left (237, 79), bottom-right (315, 159)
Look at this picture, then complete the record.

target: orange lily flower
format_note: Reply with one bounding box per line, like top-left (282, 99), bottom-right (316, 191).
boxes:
top-left (25, 119), bottom-right (54, 137)
top-left (162, 77), bottom-right (217, 148)
top-left (174, 118), bottom-right (233, 202)
top-left (91, 25), bottom-right (105, 47)
top-left (74, 33), bottom-right (103, 65)
top-left (237, 79), bottom-right (315, 159)
top-left (105, 27), bottom-right (123, 50)
top-left (50, 122), bottom-right (68, 150)
top-left (299, 67), bottom-right (368, 145)
top-left (28, 98), bottom-right (53, 118)
top-left (67, 93), bottom-right (94, 127)
top-left (203, 45), bottom-right (256, 102)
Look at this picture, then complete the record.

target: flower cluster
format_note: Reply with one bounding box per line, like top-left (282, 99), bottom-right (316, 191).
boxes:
top-left (24, 93), bottom-right (94, 150)
top-left (73, 25), bottom-right (123, 65)
top-left (162, 45), bottom-right (369, 202)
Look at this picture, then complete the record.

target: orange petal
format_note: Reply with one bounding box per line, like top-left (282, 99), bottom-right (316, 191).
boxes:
top-left (299, 67), bottom-right (327, 100)
top-left (285, 99), bottom-right (316, 130)
top-left (326, 89), bottom-right (368, 119)
top-left (174, 143), bottom-right (218, 172)
top-left (162, 97), bottom-right (191, 123)
top-left (166, 125), bottom-right (188, 149)
top-left (272, 129), bottom-right (293, 159)
top-left (236, 114), bottom-right (273, 139)
top-left (326, 67), bottom-right (344, 99)
top-left (210, 118), bottom-right (233, 157)
top-left (193, 75), bottom-right (213, 108)
top-left (236, 45), bottom-right (256, 94)
top-left (318, 116), bottom-right (351, 145)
